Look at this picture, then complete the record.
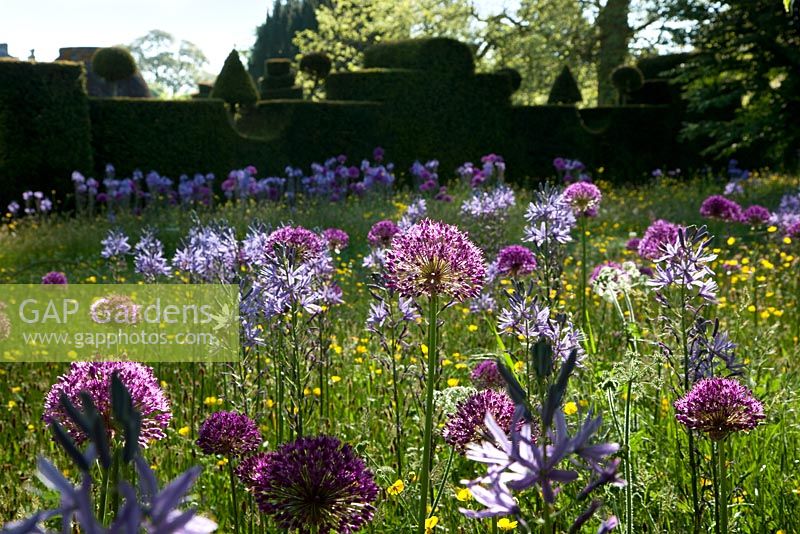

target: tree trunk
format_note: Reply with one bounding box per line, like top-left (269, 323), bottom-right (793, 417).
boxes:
top-left (596, 0), bottom-right (632, 105)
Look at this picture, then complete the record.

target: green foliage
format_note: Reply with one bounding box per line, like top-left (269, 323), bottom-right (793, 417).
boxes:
top-left (91, 47), bottom-right (137, 83)
top-left (496, 67), bottom-right (522, 92)
top-left (0, 61), bottom-right (93, 203)
top-left (300, 52), bottom-right (333, 79)
top-left (266, 58), bottom-right (292, 77)
top-left (547, 65), bottom-right (583, 104)
top-left (362, 37), bottom-right (474, 75)
top-left (89, 98), bottom-right (276, 177)
top-left (128, 30), bottom-right (209, 97)
top-left (679, 0), bottom-right (800, 167)
top-left (250, 0), bottom-right (324, 78)
top-left (211, 50), bottom-right (259, 109)
top-left (636, 52), bottom-right (695, 80)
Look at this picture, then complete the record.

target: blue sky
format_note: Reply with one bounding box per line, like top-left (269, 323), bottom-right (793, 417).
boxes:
top-left (1, 0), bottom-right (514, 73)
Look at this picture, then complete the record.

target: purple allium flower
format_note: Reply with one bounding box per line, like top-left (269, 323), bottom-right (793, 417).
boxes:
top-left (699, 195), bottom-right (743, 222)
top-left (367, 220), bottom-right (400, 248)
top-left (265, 226), bottom-right (324, 263)
top-left (385, 219), bottom-right (485, 301)
top-left (41, 271), bottom-right (68, 285)
top-left (787, 221), bottom-right (800, 238)
top-left (637, 219), bottom-right (681, 260)
top-left (43, 362), bottom-right (171, 447)
top-left (563, 182), bottom-right (602, 217)
top-left (496, 245), bottom-right (537, 277)
top-left (674, 377), bottom-right (765, 441)
top-left (322, 228), bottom-right (349, 252)
top-left (236, 451), bottom-right (271, 489)
top-left (739, 205), bottom-right (771, 225)
top-left (470, 360), bottom-right (505, 390)
top-left (245, 436), bottom-right (378, 533)
top-left (625, 237), bottom-right (640, 251)
top-left (443, 390), bottom-right (518, 453)
top-left (197, 411), bottom-right (261, 458)
top-left (101, 229), bottom-right (132, 259)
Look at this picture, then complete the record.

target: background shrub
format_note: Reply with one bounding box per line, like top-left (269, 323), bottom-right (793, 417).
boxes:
top-left (547, 65), bottom-right (582, 105)
top-left (362, 38), bottom-right (475, 76)
top-left (91, 47), bottom-right (137, 83)
top-left (0, 61), bottom-right (93, 205)
top-left (211, 50), bottom-right (259, 110)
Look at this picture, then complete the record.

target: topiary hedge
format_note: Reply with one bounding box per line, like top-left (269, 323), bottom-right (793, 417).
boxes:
top-left (0, 60), bottom-right (93, 204)
top-left (89, 98), bottom-right (278, 178)
top-left (362, 38), bottom-right (475, 76)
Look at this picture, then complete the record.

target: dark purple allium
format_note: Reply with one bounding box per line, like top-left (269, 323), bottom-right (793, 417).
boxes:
top-left (322, 228), bottom-right (349, 252)
top-left (236, 451), bottom-right (271, 489)
top-left (265, 226), bottom-right (324, 262)
top-left (625, 238), bottom-right (640, 251)
top-left (496, 245), bottom-right (537, 277)
top-left (563, 182), bottom-right (602, 217)
top-left (385, 218), bottom-right (485, 301)
top-left (43, 362), bottom-right (171, 447)
top-left (674, 377), bottom-right (765, 441)
top-left (637, 219), bottom-right (681, 260)
top-left (470, 360), bottom-right (505, 390)
top-left (197, 411), bottom-right (261, 458)
top-left (443, 390), bottom-right (518, 453)
top-left (699, 195), bottom-right (743, 222)
top-left (367, 220), bottom-right (400, 248)
top-left (589, 261), bottom-right (622, 283)
top-left (739, 205), bottom-right (771, 225)
top-left (41, 271), bottom-right (68, 285)
top-left (246, 435), bottom-right (378, 533)
top-left (787, 221), bottom-right (800, 238)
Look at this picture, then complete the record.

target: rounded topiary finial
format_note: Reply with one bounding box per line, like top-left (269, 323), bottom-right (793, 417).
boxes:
top-left (611, 65), bottom-right (644, 104)
top-left (547, 65), bottom-right (582, 105)
top-left (300, 52), bottom-right (332, 80)
top-left (496, 67), bottom-right (522, 92)
top-left (92, 47), bottom-right (137, 96)
top-left (211, 49), bottom-right (259, 111)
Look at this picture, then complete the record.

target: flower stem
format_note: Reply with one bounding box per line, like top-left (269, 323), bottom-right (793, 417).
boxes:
top-left (417, 293), bottom-right (439, 534)
top-left (718, 439), bottom-right (729, 534)
top-left (229, 458), bottom-right (240, 534)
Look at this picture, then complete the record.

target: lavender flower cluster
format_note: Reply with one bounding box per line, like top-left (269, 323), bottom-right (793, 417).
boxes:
top-left (457, 154), bottom-right (506, 189)
top-left (410, 159), bottom-right (451, 202)
top-left (6, 190), bottom-right (53, 219)
top-left (553, 157), bottom-right (591, 183)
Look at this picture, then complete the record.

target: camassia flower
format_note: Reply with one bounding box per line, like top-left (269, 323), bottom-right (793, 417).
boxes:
top-left (647, 226), bottom-right (718, 302)
top-left (385, 219), bottom-right (485, 302)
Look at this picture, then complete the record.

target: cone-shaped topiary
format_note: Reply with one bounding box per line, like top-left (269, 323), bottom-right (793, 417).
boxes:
top-left (611, 65), bottom-right (644, 104)
top-left (547, 65), bottom-right (582, 105)
top-left (211, 49), bottom-right (259, 110)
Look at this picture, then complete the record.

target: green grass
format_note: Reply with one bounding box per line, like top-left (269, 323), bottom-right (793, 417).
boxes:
top-left (0, 172), bottom-right (798, 532)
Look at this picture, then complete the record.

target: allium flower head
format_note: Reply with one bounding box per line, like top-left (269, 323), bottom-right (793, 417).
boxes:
top-left (43, 362), bottom-right (171, 447)
top-left (496, 245), bottom-right (537, 277)
top-left (674, 377), bottom-right (764, 441)
top-left (385, 219), bottom-right (485, 301)
top-left (265, 226), bottom-right (324, 263)
top-left (367, 220), bottom-right (400, 248)
top-left (42, 271), bottom-right (68, 285)
top-left (322, 228), bottom-right (349, 252)
top-left (699, 195), bottom-right (742, 222)
top-left (443, 390), bottom-right (519, 453)
top-left (470, 360), bottom-right (505, 390)
top-left (197, 411), bottom-right (261, 458)
top-left (563, 182), bottom-right (602, 217)
top-left (637, 219), bottom-right (681, 260)
top-left (246, 435), bottom-right (378, 533)
top-left (740, 205), bottom-right (771, 225)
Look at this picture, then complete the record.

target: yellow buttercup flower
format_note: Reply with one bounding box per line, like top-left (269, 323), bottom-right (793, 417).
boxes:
top-left (468, 324), bottom-right (478, 332)
top-left (455, 487), bottom-right (472, 501)
top-left (498, 517), bottom-right (518, 531)
top-left (447, 378), bottom-right (460, 387)
top-left (387, 479), bottom-right (405, 496)
top-left (178, 426), bottom-right (190, 437)
top-left (425, 516), bottom-right (438, 533)
top-left (564, 401), bottom-right (578, 416)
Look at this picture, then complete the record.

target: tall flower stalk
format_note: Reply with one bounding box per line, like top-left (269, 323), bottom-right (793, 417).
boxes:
top-left (385, 219), bottom-right (485, 534)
